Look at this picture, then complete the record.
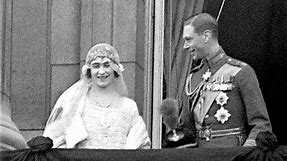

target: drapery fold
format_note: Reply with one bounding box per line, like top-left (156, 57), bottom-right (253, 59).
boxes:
top-left (163, 0), bottom-right (205, 101)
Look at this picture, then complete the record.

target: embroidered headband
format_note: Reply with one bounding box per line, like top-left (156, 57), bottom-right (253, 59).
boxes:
top-left (85, 43), bottom-right (124, 74)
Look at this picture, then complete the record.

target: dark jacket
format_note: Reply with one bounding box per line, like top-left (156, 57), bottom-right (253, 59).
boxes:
top-left (178, 48), bottom-right (272, 148)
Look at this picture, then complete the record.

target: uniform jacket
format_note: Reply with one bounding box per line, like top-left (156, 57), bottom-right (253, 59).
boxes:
top-left (178, 47), bottom-right (272, 147)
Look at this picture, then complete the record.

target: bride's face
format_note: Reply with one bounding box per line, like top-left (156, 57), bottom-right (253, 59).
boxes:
top-left (90, 57), bottom-right (115, 88)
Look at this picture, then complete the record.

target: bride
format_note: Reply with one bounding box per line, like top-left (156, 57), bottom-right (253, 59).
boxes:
top-left (43, 43), bottom-right (151, 149)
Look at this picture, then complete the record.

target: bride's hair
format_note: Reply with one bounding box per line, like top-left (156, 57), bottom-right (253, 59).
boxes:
top-left (81, 43), bottom-right (128, 97)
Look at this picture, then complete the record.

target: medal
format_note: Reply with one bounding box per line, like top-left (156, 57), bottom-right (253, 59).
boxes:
top-left (215, 92), bottom-right (229, 106)
top-left (214, 106), bottom-right (231, 124)
top-left (214, 92), bottom-right (231, 124)
top-left (202, 70), bottom-right (211, 81)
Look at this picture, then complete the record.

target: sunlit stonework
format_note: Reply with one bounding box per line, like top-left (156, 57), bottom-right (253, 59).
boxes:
top-left (214, 106), bottom-right (231, 124)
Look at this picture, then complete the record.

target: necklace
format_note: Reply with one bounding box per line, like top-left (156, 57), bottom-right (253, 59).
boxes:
top-left (94, 99), bottom-right (113, 108)
top-left (88, 94), bottom-right (113, 108)
top-left (88, 87), bottom-right (118, 108)
top-left (94, 98), bottom-right (113, 108)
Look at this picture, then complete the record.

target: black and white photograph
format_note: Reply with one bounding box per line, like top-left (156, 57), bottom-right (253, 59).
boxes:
top-left (1, 0), bottom-right (286, 160)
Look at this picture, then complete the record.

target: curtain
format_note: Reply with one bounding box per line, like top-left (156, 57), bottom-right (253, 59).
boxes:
top-left (163, 0), bottom-right (205, 101)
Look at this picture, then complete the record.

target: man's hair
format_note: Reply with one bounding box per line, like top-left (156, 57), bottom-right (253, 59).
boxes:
top-left (184, 13), bottom-right (218, 39)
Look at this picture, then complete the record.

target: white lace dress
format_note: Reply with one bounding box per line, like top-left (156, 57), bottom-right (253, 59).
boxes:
top-left (43, 80), bottom-right (150, 149)
top-left (76, 98), bottom-right (131, 149)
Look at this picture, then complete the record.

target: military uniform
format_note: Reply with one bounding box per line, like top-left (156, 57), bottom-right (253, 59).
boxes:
top-left (178, 47), bottom-right (272, 148)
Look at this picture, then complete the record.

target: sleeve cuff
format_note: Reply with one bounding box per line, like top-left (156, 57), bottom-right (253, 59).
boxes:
top-left (243, 139), bottom-right (256, 147)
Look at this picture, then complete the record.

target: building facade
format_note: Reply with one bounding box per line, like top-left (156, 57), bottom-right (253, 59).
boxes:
top-left (0, 0), bottom-right (158, 146)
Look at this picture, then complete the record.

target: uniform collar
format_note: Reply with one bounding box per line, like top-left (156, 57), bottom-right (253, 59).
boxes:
top-left (189, 47), bottom-right (226, 73)
top-left (206, 46), bottom-right (226, 69)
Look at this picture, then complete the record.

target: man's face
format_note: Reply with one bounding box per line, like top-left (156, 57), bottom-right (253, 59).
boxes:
top-left (183, 25), bottom-right (207, 60)
top-left (90, 57), bottom-right (115, 88)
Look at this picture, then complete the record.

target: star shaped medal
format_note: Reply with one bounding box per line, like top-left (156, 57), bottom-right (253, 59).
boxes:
top-left (215, 92), bottom-right (229, 106)
top-left (214, 106), bottom-right (231, 124)
top-left (214, 92), bottom-right (231, 124)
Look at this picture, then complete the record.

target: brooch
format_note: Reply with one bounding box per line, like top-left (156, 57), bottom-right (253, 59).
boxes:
top-left (214, 92), bottom-right (231, 124)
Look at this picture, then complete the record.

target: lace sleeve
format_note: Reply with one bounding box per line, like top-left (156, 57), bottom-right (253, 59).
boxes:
top-left (124, 99), bottom-right (151, 149)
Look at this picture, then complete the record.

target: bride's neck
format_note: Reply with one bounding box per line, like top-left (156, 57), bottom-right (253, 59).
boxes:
top-left (89, 84), bottom-right (119, 98)
top-left (88, 84), bottom-right (120, 108)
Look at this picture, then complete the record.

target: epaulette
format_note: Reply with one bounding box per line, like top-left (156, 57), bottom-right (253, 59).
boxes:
top-left (226, 57), bottom-right (247, 67)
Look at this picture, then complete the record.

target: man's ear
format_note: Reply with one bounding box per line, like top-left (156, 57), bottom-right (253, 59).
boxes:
top-left (203, 30), bottom-right (212, 42)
